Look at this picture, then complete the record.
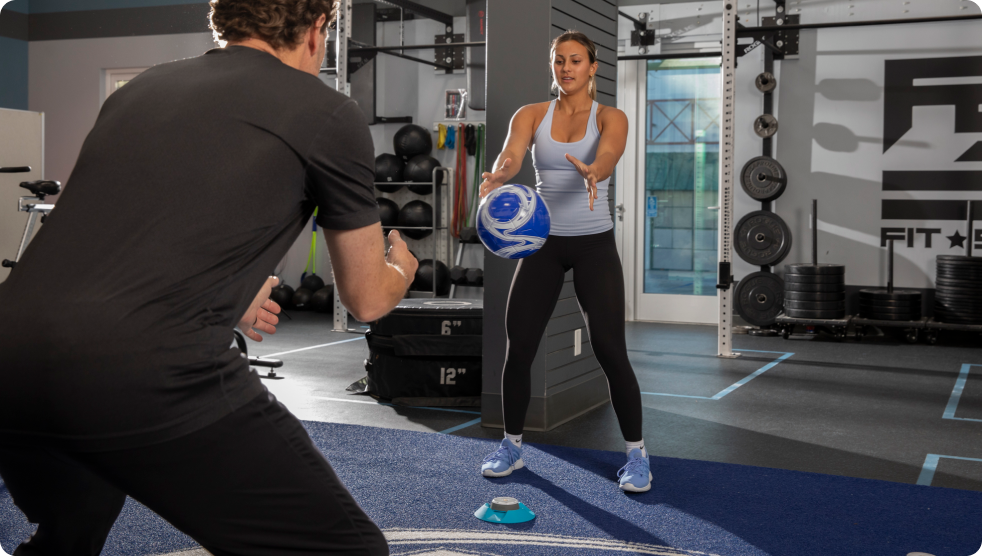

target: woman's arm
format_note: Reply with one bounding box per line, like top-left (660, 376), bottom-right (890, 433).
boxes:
top-left (479, 105), bottom-right (540, 198)
top-left (565, 106), bottom-right (629, 210)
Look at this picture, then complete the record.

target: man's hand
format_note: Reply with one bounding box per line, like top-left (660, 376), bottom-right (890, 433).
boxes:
top-left (565, 154), bottom-right (599, 211)
top-left (386, 230), bottom-right (418, 290)
top-left (238, 276), bottom-right (281, 342)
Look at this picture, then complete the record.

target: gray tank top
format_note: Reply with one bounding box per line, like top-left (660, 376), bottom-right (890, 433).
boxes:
top-left (530, 100), bottom-right (613, 237)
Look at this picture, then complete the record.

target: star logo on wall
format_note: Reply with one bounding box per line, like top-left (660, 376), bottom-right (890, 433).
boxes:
top-left (948, 230), bottom-right (967, 249)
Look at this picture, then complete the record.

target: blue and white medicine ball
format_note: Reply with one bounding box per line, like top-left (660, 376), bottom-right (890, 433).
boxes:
top-left (477, 184), bottom-right (551, 259)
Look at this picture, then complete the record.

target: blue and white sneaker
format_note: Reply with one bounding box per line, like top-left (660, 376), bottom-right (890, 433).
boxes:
top-left (617, 448), bottom-right (651, 492)
top-left (481, 438), bottom-right (524, 477)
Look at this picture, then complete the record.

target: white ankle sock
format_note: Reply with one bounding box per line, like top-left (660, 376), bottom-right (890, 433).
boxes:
top-left (505, 433), bottom-right (523, 448)
top-left (625, 440), bottom-right (647, 458)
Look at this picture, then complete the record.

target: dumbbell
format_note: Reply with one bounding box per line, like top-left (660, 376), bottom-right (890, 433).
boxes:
top-left (465, 268), bottom-right (483, 287)
top-left (450, 265), bottom-right (468, 285)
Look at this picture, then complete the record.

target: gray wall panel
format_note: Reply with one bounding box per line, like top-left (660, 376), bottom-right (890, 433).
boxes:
top-left (546, 368), bottom-right (605, 396)
top-left (566, 0), bottom-right (616, 21)
top-left (552, 0), bottom-right (615, 35)
top-left (546, 357), bottom-right (602, 388)
top-left (29, 4), bottom-right (210, 41)
top-left (546, 329), bottom-right (579, 352)
top-left (546, 341), bottom-right (595, 369)
top-left (595, 74), bottom-right (615, 96)
top-left (547, 312), bottom-right (587, 335)
top-left (553, 297), bottom-right (580, 318)
top-left (558, 279), bottom-right (576, 300)
top-left (550, 10), bottom-right (615, 51)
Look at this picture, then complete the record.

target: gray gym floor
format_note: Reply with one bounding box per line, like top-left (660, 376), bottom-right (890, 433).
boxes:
top-left (247, 312), bottom-right (982, 493)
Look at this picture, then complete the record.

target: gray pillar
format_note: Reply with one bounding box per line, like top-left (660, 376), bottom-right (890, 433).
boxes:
top-left (481, 0), bottom-right (617, 432)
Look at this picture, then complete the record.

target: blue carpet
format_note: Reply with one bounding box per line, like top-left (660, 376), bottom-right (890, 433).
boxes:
top-left (2, 422), bottom-right (981, 556)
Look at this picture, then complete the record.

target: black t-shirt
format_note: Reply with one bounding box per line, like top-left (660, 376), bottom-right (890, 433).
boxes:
top-left (0, 46), bottom-right (379, 450)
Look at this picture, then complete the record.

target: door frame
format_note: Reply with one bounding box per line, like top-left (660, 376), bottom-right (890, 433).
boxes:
top-left (616, 58), bottom-right (720, 325)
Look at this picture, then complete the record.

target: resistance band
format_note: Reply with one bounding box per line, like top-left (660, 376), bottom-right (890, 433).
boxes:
top-left (466, 124), bottom-right (485, 227)
top-left (301, 208), bottom-right (319, 283)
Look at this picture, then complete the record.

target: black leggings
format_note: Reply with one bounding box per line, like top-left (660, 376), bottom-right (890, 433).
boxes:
top-left (0, 392), bottom-right (388, 556)
top-left (502, 229), bottom-right (643, 442)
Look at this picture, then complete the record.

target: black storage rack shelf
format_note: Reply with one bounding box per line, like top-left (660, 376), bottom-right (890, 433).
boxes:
top-left (373, 168), bottom-right (451, 299)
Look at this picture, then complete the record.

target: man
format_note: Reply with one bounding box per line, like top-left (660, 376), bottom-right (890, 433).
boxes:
top-left (0, 0), bottom-right (414, 553)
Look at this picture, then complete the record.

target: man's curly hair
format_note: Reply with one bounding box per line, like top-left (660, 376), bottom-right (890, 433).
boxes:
top-left (209, 0), bottom-right (338, 50)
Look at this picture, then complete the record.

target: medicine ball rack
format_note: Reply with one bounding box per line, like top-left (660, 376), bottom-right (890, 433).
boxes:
top-left (334, 167), bottom-right (452, 333)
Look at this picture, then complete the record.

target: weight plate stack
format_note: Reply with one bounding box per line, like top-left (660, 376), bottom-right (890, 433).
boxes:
top-left (740, 156), bottom-right (787, 202)
top-left (858, 288), bottom-right (922, 321)
top-left (935, 255), bottom-right (982, 324)
top-left (782, 263), bottom-right (846, 319)
top-left (734, 211), bottom-right (793, 266)
top-left (736, 271), bottom-right (785, 327)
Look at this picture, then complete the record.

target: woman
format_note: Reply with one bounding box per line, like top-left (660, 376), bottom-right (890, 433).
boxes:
top-left (478, 31), bottom-right (649, 492)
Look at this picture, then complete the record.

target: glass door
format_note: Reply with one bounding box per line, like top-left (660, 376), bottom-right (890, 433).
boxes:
top-left (635, 58), bottom-right (721, 324)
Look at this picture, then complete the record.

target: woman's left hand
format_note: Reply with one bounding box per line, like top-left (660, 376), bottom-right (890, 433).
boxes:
top-left (565, 154), bottom-right (598, 211)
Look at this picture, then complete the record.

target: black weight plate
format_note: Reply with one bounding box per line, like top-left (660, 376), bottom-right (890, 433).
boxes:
top-left (784, 273), bottom-right (845, 284)
top-left (936, 271), bottom-right (982, 281)
top-left (740, 156), bottom-right (787, 202)
top-left (859, 304), bottom-right (919, 314)
top-left (754, 114), bottom-right (778, 138)
top-left (735, 271), bottom-right (785, 327)
top-left (734, 211), bottom-right (792, 266)
top-left (936, 301), bottom-right (982, 310)
top-left (784, 263), bottom-right (846, 276)
top-left (937, 264), bottom-right (982, 271)
top-left (755, 71), bottom-right (777, 93)
top-left (784, 300), bottom-right (846, 311)
top-left (857, 288), bottom-right (921, 300)
top-left (859, 299), bottom-right (921, 309)
top-left (938, 255), bottom-right (982, 263)
top-left (861, 312), bottom-right (921, 322)
top-left (784, 291), bottom-right (846, 301)
top-left (936, 278), bottom-right (982, 288)
top-left (784, 282), bottom-right (846, 293)
top-left (784, 308), bottom-right (846, 319)
top-left (936, 289), bottom-right (982, 299)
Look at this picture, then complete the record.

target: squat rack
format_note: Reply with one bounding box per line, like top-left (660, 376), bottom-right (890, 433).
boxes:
top-left (714, 1), bottom-right (982, 357)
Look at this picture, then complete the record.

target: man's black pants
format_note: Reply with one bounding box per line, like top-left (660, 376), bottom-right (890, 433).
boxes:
top-left (0, 393), bottom-right (388, 556)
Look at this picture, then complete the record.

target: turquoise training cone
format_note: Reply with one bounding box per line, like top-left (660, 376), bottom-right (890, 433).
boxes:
top-left (474, 497), bottom-right (536, 524)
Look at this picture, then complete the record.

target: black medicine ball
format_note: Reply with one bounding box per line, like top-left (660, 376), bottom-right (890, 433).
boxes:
top-left (377, 197), bottom-right (400, 232)
top-left (292, 288), bottom-right (314, 310)
top-left (404, 155), bottom-right (444, 195)
top-left (413, 259), bottom-right (451, 296)
top-left (270, 284), bottom-right (295, 309)
top-left (375, 153), bottom-right (404, 193)
top-left (393, 124), bottom-right (432, 159)
top-left (301, 274), bottom-right (325, 292)
top-left (310, 285), bottom-right (335, 313)
top-left (397, 200), bottom-right (433, 240)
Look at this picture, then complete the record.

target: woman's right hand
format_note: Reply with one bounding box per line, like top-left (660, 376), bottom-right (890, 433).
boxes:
top-left (479, 158), bottom-right (513, 198)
